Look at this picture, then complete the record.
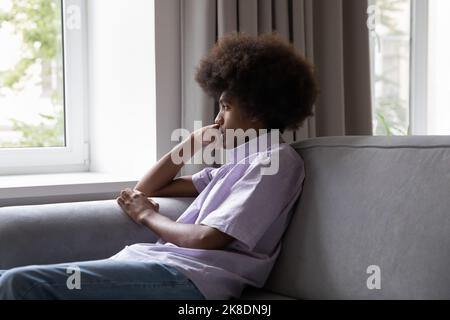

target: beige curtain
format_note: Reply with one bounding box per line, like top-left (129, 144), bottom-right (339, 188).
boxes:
top-left (155, 0), bottom-right (373, 173)
top-left (312, 0), bottom-right (373, 137)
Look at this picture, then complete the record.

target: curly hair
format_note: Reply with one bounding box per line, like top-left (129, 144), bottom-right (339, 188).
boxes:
top-left (195, 32), bottom-right (319, 132)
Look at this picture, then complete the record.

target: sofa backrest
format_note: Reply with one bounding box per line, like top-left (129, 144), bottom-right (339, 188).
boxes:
top-left (265, 136), bottom-right (450, 299)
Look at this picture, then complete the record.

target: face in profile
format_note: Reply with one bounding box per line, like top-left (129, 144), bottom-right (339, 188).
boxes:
top-left (215, 91), bottom-right (263, 149)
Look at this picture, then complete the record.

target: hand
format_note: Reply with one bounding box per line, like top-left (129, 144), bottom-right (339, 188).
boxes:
top-left (191, 123), bottom-right (221, 146)
top-left (116, 188), bottom-right (160, 225)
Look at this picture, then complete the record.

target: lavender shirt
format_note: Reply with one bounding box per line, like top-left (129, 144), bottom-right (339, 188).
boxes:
top-left (109, 132), bottom-right (305, 299)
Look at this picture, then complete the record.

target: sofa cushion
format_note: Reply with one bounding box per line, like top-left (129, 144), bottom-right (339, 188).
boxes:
top-left (265, 136), bottom-right (450, 299)
top-left (0, 197), bottom-right (195, 269)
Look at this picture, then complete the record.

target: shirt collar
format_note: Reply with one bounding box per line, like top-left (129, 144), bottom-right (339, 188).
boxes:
top-left (224, 130), bottom-right (284, 164)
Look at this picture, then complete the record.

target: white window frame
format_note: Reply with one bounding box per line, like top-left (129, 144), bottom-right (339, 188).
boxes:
top-left (410, 0), bottom-right (429, 135)
top-left (0, 0), bottom-right (89, 175)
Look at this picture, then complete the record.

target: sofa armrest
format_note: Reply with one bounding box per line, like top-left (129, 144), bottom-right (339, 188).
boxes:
top-left (0, 197), bottom-right (195, 269)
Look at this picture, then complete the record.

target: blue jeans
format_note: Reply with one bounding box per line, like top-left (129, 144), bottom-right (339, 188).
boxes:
top-left (0, 259), bottom-right (205, 300)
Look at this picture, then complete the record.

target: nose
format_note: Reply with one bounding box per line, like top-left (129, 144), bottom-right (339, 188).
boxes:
top-left (215, 111), bottom-right (224, 126)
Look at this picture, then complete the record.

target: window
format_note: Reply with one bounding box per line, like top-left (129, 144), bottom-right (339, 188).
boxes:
top-left (0, 0), bottom-right (88, 175)
top-left (369, 0), bottom-right (450, 136)
top-left (369, 0), bottom-right (411, 136)
top-left (426, 0), bottom-right (450, 135)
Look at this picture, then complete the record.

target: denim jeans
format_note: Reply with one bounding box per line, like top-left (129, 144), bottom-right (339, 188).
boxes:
top-left (0, 259), bottom-right (205, 300)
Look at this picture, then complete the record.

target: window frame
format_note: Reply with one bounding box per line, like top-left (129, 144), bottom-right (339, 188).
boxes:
top-left (0, 0), bottom-right (89, 175)
top-left (410, 0), bottom-right (429, 135)
top-left (369, 0), bottom-right (432, 136)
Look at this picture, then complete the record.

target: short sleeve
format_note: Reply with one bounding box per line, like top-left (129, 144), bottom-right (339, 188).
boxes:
top-left (191, 166), bottom-right (221, 193)
top-left (200, 157), bottom-right (304, 250)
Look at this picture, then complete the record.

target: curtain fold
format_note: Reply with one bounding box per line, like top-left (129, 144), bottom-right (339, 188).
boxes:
top-left (180, 0), bottom-right (217, 135)
top-left (157, 0), bottom-right (373, 173)
top-left (179, 0), bottom-right (217, 174)
top-left (342, 0), bottom-right (373, 136)
top-left (313, 0), bottom-right (373, 137)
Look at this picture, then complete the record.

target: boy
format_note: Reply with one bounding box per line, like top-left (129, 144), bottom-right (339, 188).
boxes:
top-left (0, 33), bottom-right (318, 300)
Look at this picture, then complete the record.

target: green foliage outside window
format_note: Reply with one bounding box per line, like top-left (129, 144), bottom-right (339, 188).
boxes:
top-left (0, 0), bottom-right (64, 147)
top-left (372, 0), bottom-right (411, 136)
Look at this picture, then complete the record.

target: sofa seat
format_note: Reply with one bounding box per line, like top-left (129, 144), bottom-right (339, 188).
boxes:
top-left (1, 136), bottom-right (449, 299)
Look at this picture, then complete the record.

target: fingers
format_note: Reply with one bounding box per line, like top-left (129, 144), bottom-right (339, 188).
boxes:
top-left (205, 124), bottom-right (220, 132)
top-left (118, 188), bottom-right (135, 208)
top-left (202, 124), bottom-right (221, 145)
top-left (116, 196), bottom-right (128, 208)
top-left (120, 188), bottom-right (144, 199)
top-left (148, 198), bottom-right (160, 211)
top-left (120, 188), bottom-right (132, 200)
top-left (198, 124), bottom-right (220, 135)
top-left (117, 188), bottom-right (154, 210)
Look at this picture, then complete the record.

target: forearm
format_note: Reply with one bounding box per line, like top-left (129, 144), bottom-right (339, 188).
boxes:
top-left (135, 135), bottom-right (197, 197)
top-left (140, 211), bottom-right (212, 249)
top-left (117, 189), bottom-right (233, 249)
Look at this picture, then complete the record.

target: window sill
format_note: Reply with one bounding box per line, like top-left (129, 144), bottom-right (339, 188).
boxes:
top-left (0, 172), bottom-right (140, 208)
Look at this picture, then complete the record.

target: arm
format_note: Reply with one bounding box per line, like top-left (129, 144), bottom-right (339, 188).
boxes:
top-left (117, 189), bottom-right (234, 250)
top-left (134, 124), bottom-right (220, 198)
top-left (118, 124), bottom-right (232, 249)
top-left (141, 210), bottom-right (234, 250)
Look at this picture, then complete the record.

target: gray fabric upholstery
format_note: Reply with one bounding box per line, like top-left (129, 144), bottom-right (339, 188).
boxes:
top-left (1, 136), bottom-right (449, 299)
top-left (265, 136), bottom-right (450, 299)
top-left (0, 198), bottom-right (195, 269)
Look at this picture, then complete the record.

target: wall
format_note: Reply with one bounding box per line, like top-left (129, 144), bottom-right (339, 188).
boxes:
top-left (87, 0), bottom-right (157, 178)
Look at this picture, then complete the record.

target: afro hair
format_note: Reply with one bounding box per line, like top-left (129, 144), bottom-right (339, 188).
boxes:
top-left (195, 32), bottom-right (319, 132)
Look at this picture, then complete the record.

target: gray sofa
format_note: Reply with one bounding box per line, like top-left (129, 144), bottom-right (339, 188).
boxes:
top-left (1, 136), bottom-right (449, 299)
